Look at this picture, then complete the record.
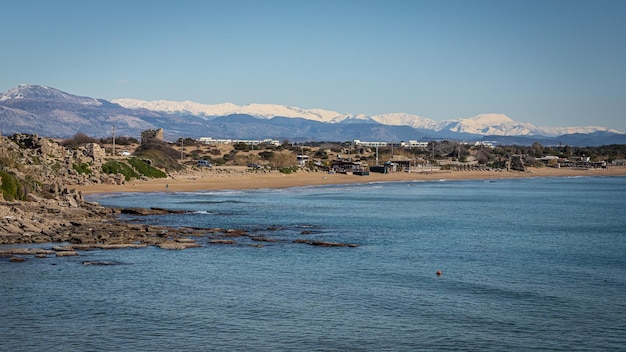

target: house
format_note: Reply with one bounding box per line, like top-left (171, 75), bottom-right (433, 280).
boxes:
top-left (297, 154), bottom-right (309, 166)
top-left (331, 161), bottom-right (369, 175)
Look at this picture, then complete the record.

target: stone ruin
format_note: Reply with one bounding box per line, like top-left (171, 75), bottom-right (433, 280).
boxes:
top-left (141, 128), bottom-right (164, 144)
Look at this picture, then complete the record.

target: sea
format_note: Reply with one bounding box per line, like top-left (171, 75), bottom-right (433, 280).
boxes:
top-left (1, 176), bottom-right (625, 351)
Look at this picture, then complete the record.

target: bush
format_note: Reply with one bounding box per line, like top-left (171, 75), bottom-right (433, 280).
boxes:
top-left (0, 170), bottom-right (26, 201)
top-left (102, 160), bottom-right (139, 181)
top-left (62, 133), bottom-right (99, 149)
top-left (128, 158), bottom-right (167, 178)
top-left (72, 162), bottom-right (92, 174)
top-left (259, 151), bottom-right (274, 160)
top-left (100, 136), bottom-right (138, 145)
top-left (233, 142), bottom-right (250, 151)
top-left (278, 166), bottom-right (298, 174)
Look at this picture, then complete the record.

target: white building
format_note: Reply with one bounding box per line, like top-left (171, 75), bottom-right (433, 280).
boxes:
top-left (199, 137), bottom-right (280, 146)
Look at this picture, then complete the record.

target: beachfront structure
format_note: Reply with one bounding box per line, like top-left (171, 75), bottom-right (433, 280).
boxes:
top-left (331, 160), bottom-right (369, 175)
top-left (297, 154), bottom-right (309, 166)
top-left (199, 137), bottom-right (280, 147)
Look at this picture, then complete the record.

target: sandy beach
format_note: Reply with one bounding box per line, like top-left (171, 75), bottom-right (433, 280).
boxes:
top-left (76, 166), bottom-right (626, 194)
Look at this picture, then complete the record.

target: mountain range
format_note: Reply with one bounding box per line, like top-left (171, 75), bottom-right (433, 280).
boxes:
top-left (1, 84), bottom-right (624, 146)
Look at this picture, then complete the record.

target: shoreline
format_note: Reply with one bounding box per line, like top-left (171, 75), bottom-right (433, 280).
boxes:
top-left (3, 166), bottom-right (625, 253)
top-left (76, 166), bottom-right (626, 195)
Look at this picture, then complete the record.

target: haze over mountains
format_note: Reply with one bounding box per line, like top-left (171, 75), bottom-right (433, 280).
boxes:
top-left (1, 84), bottom-right (624, 146)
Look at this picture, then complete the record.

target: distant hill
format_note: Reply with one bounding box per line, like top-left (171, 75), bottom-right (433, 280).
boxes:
top-left (1, 84), bottom-right (625, 146)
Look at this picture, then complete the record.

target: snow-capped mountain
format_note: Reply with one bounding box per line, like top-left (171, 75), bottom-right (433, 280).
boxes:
top-left (540, 125), bottom-right (620, 136)
top-left (369, 113), bottom-right (440, 130)
top-left (438, 113), bottom-right (544, 136)
top-left (113, 98), bottom-right (621, 137)
top-left (0, 84), bottom-right (103, 106)
top-left (112, 98), bottom-right (355, 123)
top-left (1, 84), bottom-right (624, 145)
top-left (113, 98), bottom-right (441, 128)
top-left (438, 113), bottom-right (621, 136)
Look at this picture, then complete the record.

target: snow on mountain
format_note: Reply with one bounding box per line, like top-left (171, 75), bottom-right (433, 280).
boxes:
top-left (112, 99), bottom-right (440, 127)
top-left (112, 98), bottom-right (624, 137)
top-left (540, 126), bottom-right (622, 136)
top-left (370, 113), bottom-right (439, 129)
top-left (112, 98), bottom-right (349, 123)
top-left (439, 113), bottom-right (547, 136)
top-left (0, 84), bottom-right (102, 106)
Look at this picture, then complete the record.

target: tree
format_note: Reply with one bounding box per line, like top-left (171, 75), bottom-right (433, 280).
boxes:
top-left (531, 141), bottom-right (544, 158)
top-left (61, 133), bottom-right (98, 149)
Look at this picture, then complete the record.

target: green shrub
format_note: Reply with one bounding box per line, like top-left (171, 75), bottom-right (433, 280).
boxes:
top-left (128, 158), bottom-right (167, 178)
top-left (72, 162), bottom-right (92, 174)
top-left (102, 160), bottom-right (139, 181)
top-left (0, 170), bottom-right (25, 201)
top-left (259, 151), bottom-right (274, 160)
top-left (278, 166), bottom-right (298, 174)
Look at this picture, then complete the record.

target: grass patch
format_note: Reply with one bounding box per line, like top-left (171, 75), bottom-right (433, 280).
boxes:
top-left (128, 158), bottom-right (167, 178)
top-left (102, 160), bottom-right (139, 181)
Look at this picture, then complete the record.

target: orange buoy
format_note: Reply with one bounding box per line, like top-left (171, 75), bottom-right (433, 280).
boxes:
top-left (436, 270), bottom-right (442, 276)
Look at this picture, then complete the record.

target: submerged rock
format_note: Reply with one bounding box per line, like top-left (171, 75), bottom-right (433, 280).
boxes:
top-left (293, 239), bottom-right (358, 248)
top-left (82, 260), bottom-right (124, 266)
top-left (158, 241), bottom-right (201, 250)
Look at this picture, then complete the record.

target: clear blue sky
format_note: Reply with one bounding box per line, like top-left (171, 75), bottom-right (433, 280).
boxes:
top-left (1, 0), bottom-right (625, 131)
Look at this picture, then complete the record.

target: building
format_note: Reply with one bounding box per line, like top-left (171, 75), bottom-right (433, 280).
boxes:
top-left (296, 154), bottom-right (309, 166)
top-left (198, 137), bottom-right (280, 147)
top-left (400, 140), bottom-right (429, 148)
top-left (141, 128), bottom-right (164, 144)
top-left (353, 140), bottom-right (388, 147)
top-left (331, 161), bottom-right (369, 175)
top-left (353, 140), bottom-right (429, 148)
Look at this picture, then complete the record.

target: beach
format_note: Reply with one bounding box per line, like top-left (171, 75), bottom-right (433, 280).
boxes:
top-left (76, 166), bottom-right (626, 194)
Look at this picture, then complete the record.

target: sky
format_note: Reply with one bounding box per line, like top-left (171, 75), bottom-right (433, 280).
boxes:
top-left (1, 0), bottom-right (625, 132)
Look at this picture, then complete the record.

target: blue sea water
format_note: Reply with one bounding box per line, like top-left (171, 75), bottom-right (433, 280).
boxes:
top-left (2, 176), bottom-right (626, 351)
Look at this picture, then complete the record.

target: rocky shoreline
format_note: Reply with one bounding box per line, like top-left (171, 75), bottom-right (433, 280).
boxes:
top-left (0, 134), bottom-right (360, 262)
top-left (0, 194), bottom-right (358, 262)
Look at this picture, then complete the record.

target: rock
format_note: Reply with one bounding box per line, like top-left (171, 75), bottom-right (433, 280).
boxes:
top-left (82, 260), bottom-right (123, 266)
top-left (158, 241), bottom-right (201, 250)
top-left (56, 251), bottom-right (79, 257)
top-left (293, 239), bottom-right (358, 247)
top-left (120, 207), bottom-right (186, 215)
top-left (94, 243), bottom-right (148, 249)
top-left (208, 239), bottom-right (236, 245)
top-left (0, 248), bottom-right (55, 256)
top-left (250, 236), bottom-right (280, 242)
top-left (52, 245), bottom-right (75, 251)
